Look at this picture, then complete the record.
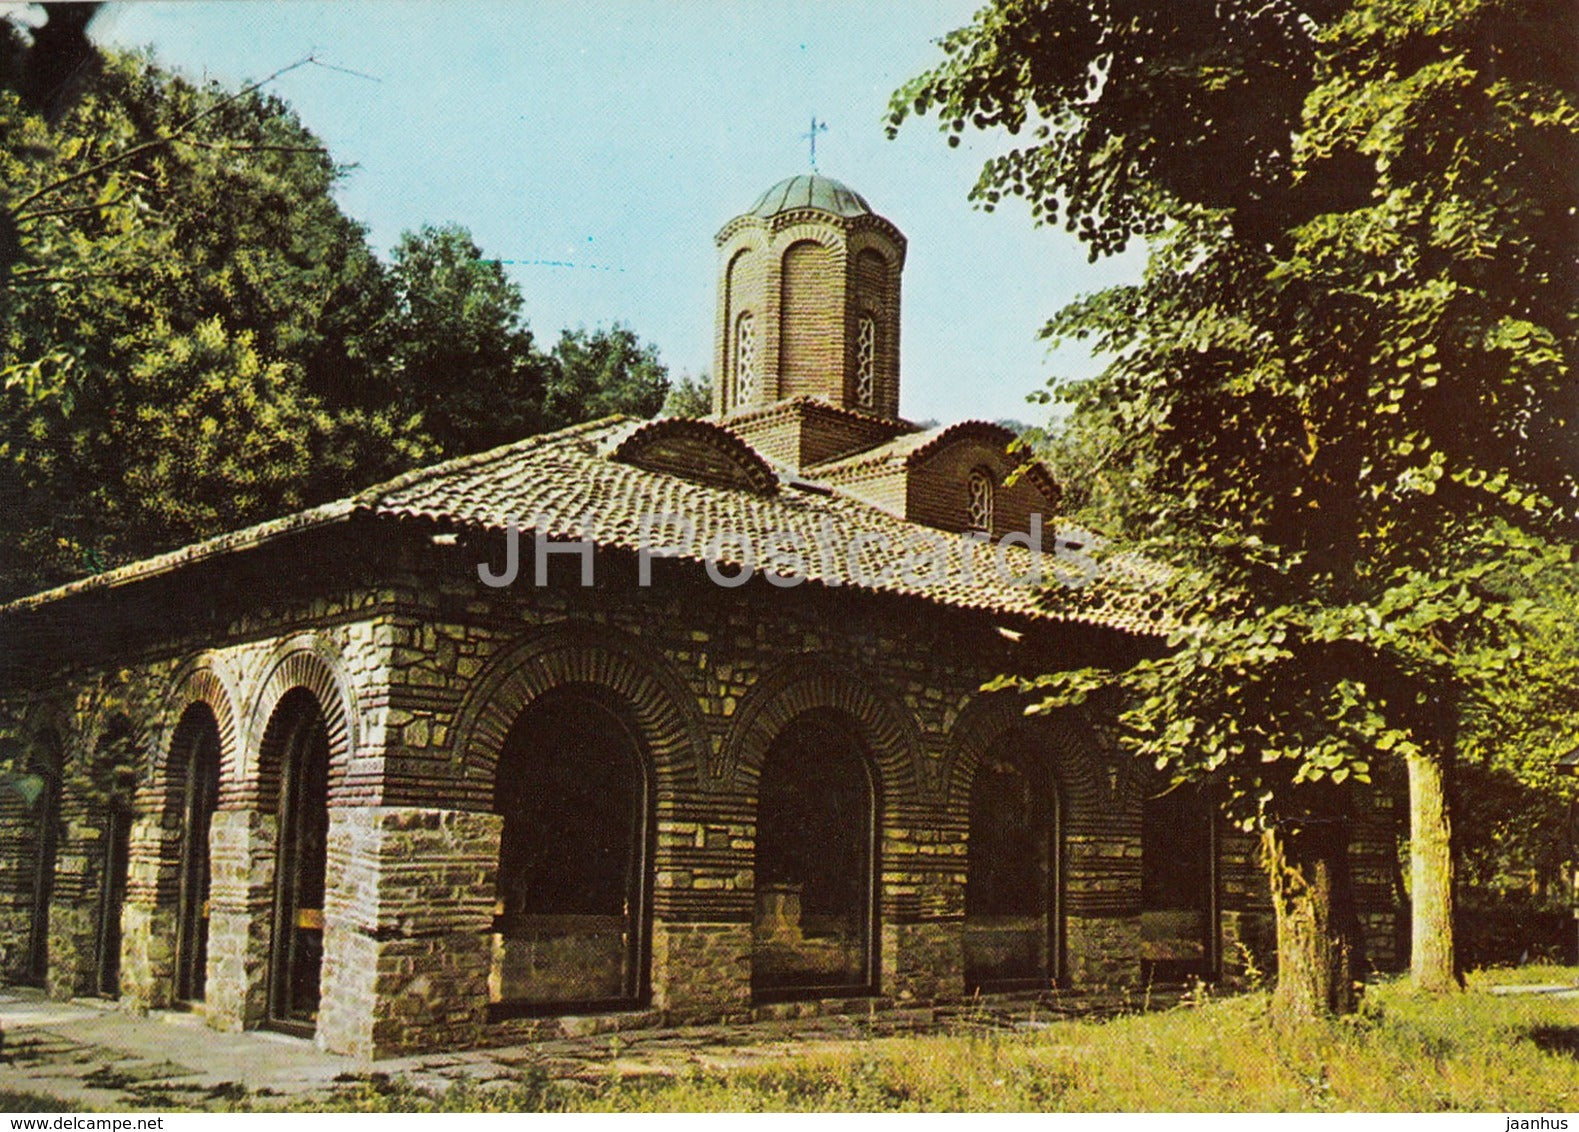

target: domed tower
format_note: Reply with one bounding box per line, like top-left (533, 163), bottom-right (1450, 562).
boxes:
top-left (713, 174), bottom-right (907, 419)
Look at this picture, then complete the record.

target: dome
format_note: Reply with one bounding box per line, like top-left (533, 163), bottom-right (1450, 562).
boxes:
top-left (749, 174), bottom-right (872, 219)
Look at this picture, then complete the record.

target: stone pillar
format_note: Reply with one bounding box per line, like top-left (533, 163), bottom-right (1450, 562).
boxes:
top-left (314, 807), bottom-right (499, 1059)
top-left (44, 900), bottom-right (95, 1000)
top-left (647, 811), bottom-right (753, 1021)
top-left (650, 920), bottom-right (752, 1019)
top-left (1065, 915), bottom-right (1143, 985)
top-left (204, 807), bottom-right (275, 1031)
top-left (117, 814), bottom-right (176, 1011)
top-left (881, 823), bottom-right (966, 1003)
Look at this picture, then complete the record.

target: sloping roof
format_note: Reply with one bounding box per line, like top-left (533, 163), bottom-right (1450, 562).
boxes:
top-left (0, 416), bottom-right (1169, 635)
top-left (810, 420), bottom-right (1021, 477)
top-left (809, 419), bottom-right (1062, 503)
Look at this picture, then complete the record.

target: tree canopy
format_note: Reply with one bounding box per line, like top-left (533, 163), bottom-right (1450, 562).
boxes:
top-left (1, 22), bottom-right (673, 601)
top-left (896, 0), bottom-right (1578, 1019)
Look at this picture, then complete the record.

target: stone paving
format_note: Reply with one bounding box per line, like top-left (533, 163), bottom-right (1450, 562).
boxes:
top-left (0, 985), bottom-right (1191, 1110)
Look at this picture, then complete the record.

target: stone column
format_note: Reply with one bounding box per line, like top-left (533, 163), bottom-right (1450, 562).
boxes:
top-left (117, 814), bottom-right (177, 1011)
top-left (203, 807), bottom-right (275, 1031)
top-left (881, 823), bottom-right (966, 1004)
top-left (647, 810), bottom-right (754, 1021)
top-left (314, 807), bottom-right (499, 1059)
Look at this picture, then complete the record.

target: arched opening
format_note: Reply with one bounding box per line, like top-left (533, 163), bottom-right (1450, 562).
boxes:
top-left (965, 733), bottom-right (1061, 991)
top-left (490, 685), bottom-right (651, 1016)
top-left (1141, 781), bottom-right (1218, 981)
top-left (170, 703), bottom-right (222, 1003)
top-left (22, 729), bottom-right (62, 987)
top-left (752, 712), bottom-right (876, 1001)
top-left (91, 717), bottom-right (138, 999)
top-left (263, 688), bottom-right (332, 1034)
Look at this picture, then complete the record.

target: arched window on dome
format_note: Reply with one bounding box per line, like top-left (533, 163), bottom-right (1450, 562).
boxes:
top-left (855, 314), bottom-right (876, 409)
top-left (967, 467), bottom-right (995, 534)
top-left (734, 312), bottom-right (758, 408)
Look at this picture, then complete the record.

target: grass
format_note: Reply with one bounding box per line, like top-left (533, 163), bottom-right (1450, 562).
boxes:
top-left (3, 967), bottom-right (1575, 1113)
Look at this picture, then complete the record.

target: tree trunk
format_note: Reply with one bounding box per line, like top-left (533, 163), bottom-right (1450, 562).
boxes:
top-left (1262, 819), bottom-right (1360, 1025)
top-left (1406, 751), bottom-right (1461, 992)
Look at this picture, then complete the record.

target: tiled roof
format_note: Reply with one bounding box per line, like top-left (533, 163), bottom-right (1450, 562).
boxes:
top-left (810, 420), bottom-right (1019, 477)
top-left (718, 395), bottom-right (919, 437)
top-left (0, 416), bottom-right (1170, 635)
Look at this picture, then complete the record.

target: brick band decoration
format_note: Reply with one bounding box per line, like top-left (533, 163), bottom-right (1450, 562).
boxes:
top-left (449, 622), bottom-right (711, 801)
top-left (243, 635), bottom-right (359, 809)
top-left (153, 660), bottom-right (240, 805)
top-left (942, 694), bottom-right (1104, 811)
top-left (721, 657), bottom-right (922, 799)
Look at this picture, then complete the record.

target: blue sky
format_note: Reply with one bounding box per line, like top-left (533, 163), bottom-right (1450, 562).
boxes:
top-left (92, 1), bottom-right (1144, 426)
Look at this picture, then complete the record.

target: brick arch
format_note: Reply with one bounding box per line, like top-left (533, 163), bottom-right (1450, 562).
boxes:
top-left (156, 660), bottom-right (240, 790)
top-left (721, 659), bottom-right (922, 802)
top-left (243, 636), bottom-right (358, 808)
top-left (943, 695), bottom-right (1106, 816)
top-left (449, 622), bottom-right (711, 805)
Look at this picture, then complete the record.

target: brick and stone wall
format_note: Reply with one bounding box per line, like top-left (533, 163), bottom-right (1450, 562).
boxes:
top-left (0, 523), bottom-right (1402, 1058)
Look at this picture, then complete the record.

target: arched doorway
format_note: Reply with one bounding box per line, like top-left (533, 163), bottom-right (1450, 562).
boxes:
top-left (965, 734), bottom-right (1061, 991)
top-left (1141, 782), bottom-right (1218, 980)
top-left (490, 686), bottom-right (651, 1016)
top-left (23, 730), bottom-right (62, 988)
top-left (171, 704), bottom-right (221, 1003)
top-left (92, 717), bottom-right (138, 999)
top-left (264, 689), bottom-right (331, 1034)
top-left (751, 712), bottom-right (876, 1001)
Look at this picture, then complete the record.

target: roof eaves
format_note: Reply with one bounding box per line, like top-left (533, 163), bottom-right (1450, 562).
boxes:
top-left (0, 497), bottom-right (361, 615)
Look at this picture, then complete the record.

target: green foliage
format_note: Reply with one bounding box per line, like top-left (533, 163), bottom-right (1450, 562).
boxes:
top-left (661, 371), bottom-right (712, 419)
top-left (898, 0), bottom-right (1578, 839)
top-left (386, 224), bottom-right (548, 456)
top-left (0, 48), bottom-right (430, 593)
top-left (0, 39), bottom-right (677, 601)
top-left (544, 323), bottom-right (669, 431)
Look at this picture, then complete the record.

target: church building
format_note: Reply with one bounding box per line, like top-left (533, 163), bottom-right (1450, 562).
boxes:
top-left (0, 174), bottom-right (1400, 1057)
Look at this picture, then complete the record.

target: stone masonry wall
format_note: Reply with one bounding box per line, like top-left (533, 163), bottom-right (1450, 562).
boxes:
top-left (0, 524), bottom-right (1404, 1057)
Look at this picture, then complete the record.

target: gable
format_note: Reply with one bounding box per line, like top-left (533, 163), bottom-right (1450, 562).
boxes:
top-left (603, 418), bottom-right (779, 496)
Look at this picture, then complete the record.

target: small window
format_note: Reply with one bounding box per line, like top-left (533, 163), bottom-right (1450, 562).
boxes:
top-left (968, 468), bottom-right (995, 533)
top-left (855, 314), bottom-right (876, 409)
top-left (735, 313), bottom-right (758, 408)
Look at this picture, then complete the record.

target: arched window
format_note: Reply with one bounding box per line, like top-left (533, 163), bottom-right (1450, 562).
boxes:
top-left (752, 712), bottom-right (875, 1000)
top-left (262, 688), bottom-right (332, 1034)
top-left (491, 686), bottom-right (650, 1015)
top-left (966, 735), bottom-right (1060, 991)
top-left (170, 703), bottom-right (222, 1003)
top-left (1141, 782), bottom-right (1218, 980)
top-left (855, 314), bottom-right (876, 409)
top-left (734, 312), bottom-right (758, 408)
top-left (967, 468), bottom-right (995, 534)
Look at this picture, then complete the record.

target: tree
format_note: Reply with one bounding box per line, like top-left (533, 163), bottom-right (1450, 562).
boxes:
top-left (1, 46), bottom-right (432, 595)
top-left (661, 371), bottom-right (712, 419)
top-left (544, 323), bottom-right (669, 431)
top-left (897, 0), bottom-right (1577, 1020)
top-left (385, 223), bottom-right (549, 457)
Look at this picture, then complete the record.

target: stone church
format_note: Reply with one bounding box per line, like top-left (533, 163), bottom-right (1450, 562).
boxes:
top-left (0, 174), bottom-right (1401, 1057)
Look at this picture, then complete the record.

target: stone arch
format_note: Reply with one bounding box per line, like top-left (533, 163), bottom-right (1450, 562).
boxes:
top-left (943, 694), bottom-right (1105, 815)
top-left (244, 635), bottom-right (359, 809)
top-left (449, 622), bottom-right (711, 805)
top-left (721, 659), bottom-right (922, 802)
